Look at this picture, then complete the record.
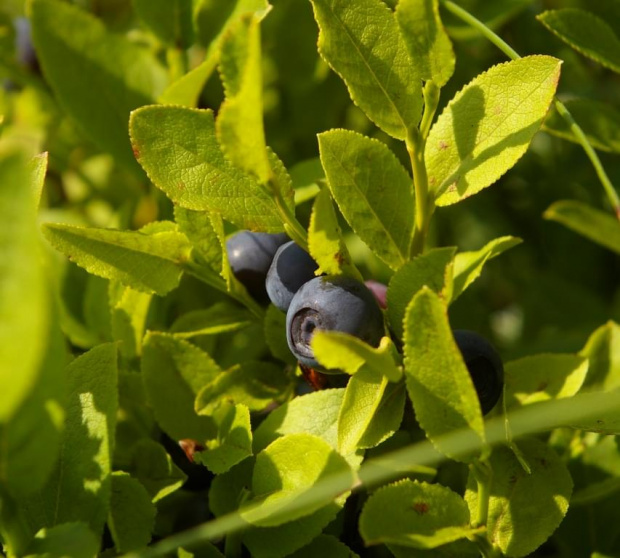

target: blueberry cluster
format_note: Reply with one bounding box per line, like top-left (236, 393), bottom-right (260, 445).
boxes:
top-left (226, 231), bottom-right (503, 414)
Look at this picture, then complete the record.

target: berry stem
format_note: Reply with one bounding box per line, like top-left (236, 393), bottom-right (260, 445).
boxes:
top-left (439, 0), bottom-right (620, 220)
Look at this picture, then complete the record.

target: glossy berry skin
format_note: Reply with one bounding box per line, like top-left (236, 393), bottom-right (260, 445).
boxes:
top-left (266, 241), bottom-right (319, 312)
top-left (286, 275), bottom-right (384, 370)
top-left (453, 330), bottom-right (504, 415)
top-left (226, 231), bottom-right (288, 303)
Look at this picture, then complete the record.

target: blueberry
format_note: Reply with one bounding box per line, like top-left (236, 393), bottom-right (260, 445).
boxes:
top-left (286, 275), bottom-right (385, 370)
top-left (453, 330), bottom-right (503, 415)
top-left (226, 231), bottom-right (288, 303)
top-left (266, 241), bottom-right (319, 312)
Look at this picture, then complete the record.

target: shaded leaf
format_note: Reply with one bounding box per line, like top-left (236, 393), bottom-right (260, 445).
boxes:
top-left (42, 222), bottom-right (191, 295)
top-left (242, 433), bottom-right (353, 527)
top-left (111, 286), bottom-right (152, 359)
top-left (396, 0), bottom-right (455, 87)
top-left (108, 472), bottom-right (155, 553)
top-left (387, 247), bottom-right (455, 339)
top-left (580, 321), bottom-right (620, 391)
top-left (24, 522), bottom-right (99, 558)
top-left (310, 0), bottom-right (422, 139)
top-left (427, 56), bottom-right (561, 206)
top-left (451, 236), bottom-right (522, 301)
top-left (130, 106), bottom-right (283, 232)
top-left (538, 9), bottom-right (620, 74)
top-left (544, 200), bottom-right (620, 255)
top-left (31, 0), bottom-right (167, 172)
top-left (133, 0), bottom-right (194, 48)
top-left (504, 354), bottom-right (588, 409)
top-left (403, 288), bottom-right (485, 461)
top-left (196, 403), bottom-right (252, 474)
top-left (264, 304), bottom-right (297, 365)
top-left (195, 361), bottom-right (291, 414)
top-left (465, 438), bottom-right (572, 557)
top-left (171, 302), bottom-right (254, 339)
top-left (142, 333), bottom-right (220, 442)
top-left (287, 535), bottom-right (359, 558)
top-left (360, 480), bottom-right (479, 550)
top-left (318, 129), bottom-right (414, 269)
top-left (130, 439), bottom-right (186, 502)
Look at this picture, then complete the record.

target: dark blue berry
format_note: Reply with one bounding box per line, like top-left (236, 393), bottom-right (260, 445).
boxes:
top-left (226, 231), bottom-right (288, 303)
top-left (286, 276), bottom-right (384, 370)
top-left (453, 330), bottom-right (503, 415)
top-left (266, 241), bottom-right (319, 312)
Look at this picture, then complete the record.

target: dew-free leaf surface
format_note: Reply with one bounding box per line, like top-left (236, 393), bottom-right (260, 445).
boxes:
top-left (132, 0), bottom-right (194, 48)
top-left (538, 9), bottom-right (620, 74)
top-left (42, 222), bottom-right (191, 295)
top-left (318, 129), bottom-right (415, 270)
top-left (426, 56), bottom-right (561, 206)
top-left (31, 0), bottom-right (167, 172)
top-left (130, 106), bottom-right (283, 231)
top-left (108, 472), bottom-right (155, 552)
top-left (24, 523), bottom-right (99, 558)
top-left (403, 288), bottom-right (485, 461)
top-left (310, 0), bottom-right (422, 139)
top-left (465, 438), bottom-right (572, 557)
top-left (544, 200), bottom-right (620, 255)
top-left (396, 0), bottom-right (455, 87)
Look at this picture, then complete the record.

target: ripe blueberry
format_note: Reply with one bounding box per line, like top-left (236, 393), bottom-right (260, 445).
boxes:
top-left (266, 241), bottom-right (319, 312)
top-left (286, 275), bottom-right (384, 370)
top-left (226, 231), bottom-right (288, 303)
top-left (453, 330), bottom-right (503, 415)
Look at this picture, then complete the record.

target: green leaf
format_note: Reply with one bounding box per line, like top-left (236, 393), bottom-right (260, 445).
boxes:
top-left (208, 458), bottom-right (255, 517)
top-left (30, 0), bottom-right (167, 172)
top-left (242, 433), bottom-right (353, 527)
top-left (195, 361), bottom-right (291, 414)
top-left (0, 151), bottom-right (48, 422)
top-left (426, 56), bottom-right (561, 206)
top-left (318, 130), bottom-right (414, 270)
top-left (241, 505), bottom-right (345, 558)
top-left (504, 354), bottom-right (588, 409)
top-left (264, 304), bottom-right (297, 365)
top-left (551, 390), bottom-right (620, 434)
top-left (287, 535), bottom-right (359, 558)
top-left (129, 439), bottom-right (186, 502)
top-left (291, 158), bottom-right (324, 205)
top-left (171, 302), bottom-right (254, 338)
top-left (178, 543), bottom-right (225, 558)
top-left (133, 0), bottom-right (194, 48)
top-left (543, 99), bottom-right (620, 154)
top-left (130, 106), bottom-right (283, 232)
top-left (403, 288), bottom-right (485, 461)
top-left (42, 222), bottom-right (191, 296)
top-left (308, 187), bottom-right (358, 277)
top-left (310, 0), bottom-right (422, 139)
top-left (465, 438), bottom-right (572, 556)
top-left (360, 480), bottom-right (479, 550)
top-left (160, 0), bottom-right (269, 107)
top-left (175, 207), bottom-right (229, 282)
top-left (544, 200), bottom-right (620, 255)
top-left (338, 367), bottom-right (406, 454)
top-left (24, 523), bottom-right (99, 558)
top-left (142, 333), bottom-right (220, 442)
top-left (23, 344), bottom-right (118, 537)
top-left (196, 403), bottom-right (253, 474)
top-left (108, 472), bottom-right (155, 553)
top-left (0, 301), bottom-right (66, 499)
top-left (451, 236), bottom-right (522, 301)
top-left (111, 286), bottom-right (152, 359)
top-left (217, 14), bottom-right (270, 183)
top-left (253, 389), bottom-right (363, 469)
top-left (395, 0), bottom-right (455, 87)
top-left (581, 321), bottom-right (620, 391)
top-left (312, 332), bottom-right (402, 381)
top-left (538, 9), bottom-right (620, 74)
top-left (387, 247), bottom-right (455, 339)
top-left (30, 151), bottom-right (48, 209)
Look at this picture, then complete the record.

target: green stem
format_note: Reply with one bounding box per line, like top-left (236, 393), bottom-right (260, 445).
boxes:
top-left (469, 460), bottom-right (503, 557)
top-left (554, 100), bottom-right (620, 218)
top-left (439, 0), bottom-right (620, 219)
top-left (474, 533), bottom-right (503, 558)
top-left (407, 127), bottom-right (434, 257)
top-left (268, 178), bottom-right (309, 252)
top-left (440, 0), bottom-right (520, 60)
top-left (420, 81), bottom-right (441, 141)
